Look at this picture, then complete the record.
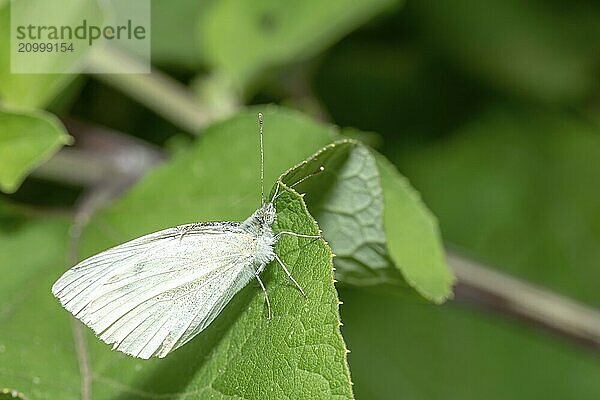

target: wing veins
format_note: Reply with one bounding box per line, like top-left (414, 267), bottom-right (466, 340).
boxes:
top-left (84, 253), bottom-right (245, 318)
top-left (98, 254), bottom-right (253, 354)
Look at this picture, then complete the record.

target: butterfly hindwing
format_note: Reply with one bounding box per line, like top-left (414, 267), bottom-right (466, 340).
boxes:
top-left (52, 222), bottom-right (257, 359)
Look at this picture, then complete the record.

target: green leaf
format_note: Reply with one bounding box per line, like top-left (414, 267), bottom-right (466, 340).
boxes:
top-left (0, 107), bottom-right (352, 399)
top-left (198, 0), bottom-right (401, 89)
top-left (0, 212), bottom-right (75, 400)
top-left (0, 106), bottom-right (452, 397)
top-left (282, 141), bottom-right (402, 287)
top-left (282, 139), bottom-right (454, 302)
top-left (397, 108), bottom-right (600, 306)
top-left (150, 0), bottom-right (208, 67)
top-left (78, 110), bottom-right (351, 398)
top-left (84, 187), bottom-right (351, 399)
top-left (376, 154), bottom-right (455, 303)
top-left (0, 108), bottom-right (72, 193)
top-left (0, 4), bottom-right (68, 108)
top-left (0, 7), bottom-right (68, 109)
top-left (0, 1), bottom-right (100, 108)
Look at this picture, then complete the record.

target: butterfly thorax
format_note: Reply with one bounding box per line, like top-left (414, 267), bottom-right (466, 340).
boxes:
top-left (242, 202), bottom-right (277, 266)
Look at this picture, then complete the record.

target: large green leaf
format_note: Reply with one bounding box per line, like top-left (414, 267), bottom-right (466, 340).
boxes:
top-left (0, 108), bottom-right (72, 193)
top-left (198, 0), bottom-right (401, 89)
top-left (0, 108), bottom-right (352, 399)
top-left (78, 114), bottom-right (352, 398)
top-left (282, 139), bottom-right (453, 302)
top-left (84, 187), bottom-right (352, 400)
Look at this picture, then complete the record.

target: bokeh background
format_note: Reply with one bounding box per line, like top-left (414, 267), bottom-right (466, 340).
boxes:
top-left (2, 0), bottom-right (600, 398)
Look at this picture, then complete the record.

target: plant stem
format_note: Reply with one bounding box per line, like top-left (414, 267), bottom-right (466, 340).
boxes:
top-left (450, 252), bottom-right (600, 349)
top-left (87, 47), bottom-right (212, 134)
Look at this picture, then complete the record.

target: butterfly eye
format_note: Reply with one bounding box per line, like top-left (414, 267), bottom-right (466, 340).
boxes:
top-left (266, 204), bottom-right (276, 223)
top-left (266, 213), bottom-right (275, 225)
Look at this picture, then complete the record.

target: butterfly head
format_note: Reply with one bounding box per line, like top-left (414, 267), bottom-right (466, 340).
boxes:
top-left (259, 202), bottom-right (276, 226)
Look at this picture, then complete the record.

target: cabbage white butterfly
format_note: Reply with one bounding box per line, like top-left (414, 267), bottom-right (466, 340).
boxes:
top-left (52, 113), bottom-right (321, 359)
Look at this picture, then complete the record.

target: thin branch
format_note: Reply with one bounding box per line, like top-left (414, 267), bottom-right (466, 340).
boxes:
top-left (450, 252), bottom-right (600, 349)
top-left (87, 47), bottom-right (214, 134)
top-left (66, 195), bottom-right (94, 400)
top-left (71, 321), bottom-right (92, 400)
top-left (58, 119), bottom-right (168, 399)
top-left (33, 118), bottom-right (165, 187)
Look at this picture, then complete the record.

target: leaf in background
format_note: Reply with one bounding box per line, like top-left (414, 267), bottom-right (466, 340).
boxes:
top-left (410, 0), bottom-right (600, 103)
top-left (396, 108), bottom-right (600, 307)
top-left (0, 0), bottom-right (102, 109)
top-left (0, 5), bottom-right (68, 109)
top-left (283, 139), bottom-right (453, 302)
top-left (198, 0), bottom-right (402, 90)
top-left (286, 141), bottom-right (400, 288)
top-left (0, 108), bottom-right (72, 193)
top-left (376, 154), bottom-right (454, 303)
top-left (150, 0), bottom-right (208, 68)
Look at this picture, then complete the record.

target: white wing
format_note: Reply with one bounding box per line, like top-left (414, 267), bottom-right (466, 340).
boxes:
top-left (52, 222), bottom-right (257, 359)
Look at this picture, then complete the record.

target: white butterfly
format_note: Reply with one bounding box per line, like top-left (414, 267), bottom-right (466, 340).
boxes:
top-left (51, 113), bottom-right (321, 359)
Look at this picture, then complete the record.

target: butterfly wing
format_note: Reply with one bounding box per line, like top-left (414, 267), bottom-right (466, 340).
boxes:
top-left (52, 222), bottom-right (257, 359)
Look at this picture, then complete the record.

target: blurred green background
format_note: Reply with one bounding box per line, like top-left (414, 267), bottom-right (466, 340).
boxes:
top-left (2, 0), bottom-right (600, 398)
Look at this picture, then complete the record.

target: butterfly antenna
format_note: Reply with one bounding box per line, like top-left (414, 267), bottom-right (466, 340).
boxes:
top-left (289, 166), bottom-right (325, 189)
top-left (258, 112), bottom-right (265, 205)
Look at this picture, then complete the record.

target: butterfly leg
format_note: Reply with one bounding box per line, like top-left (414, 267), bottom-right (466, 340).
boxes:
top-left (254, 271), bottom-right (272, 320)
top-left (270, 180), bottom-right (282, 202)
top-left (274, 253), bottom-right (306, 297)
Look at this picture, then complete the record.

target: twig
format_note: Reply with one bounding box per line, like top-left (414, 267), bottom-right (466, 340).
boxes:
top-left (450, 252), bottom-right (600, 349)
top-left (87, 47), bottom-right (213, 134)
top-left (66, 192), bottom-right (95, 400)
top-left (71, 320), bottom-right (92, 400)
top-left (33, 118), bottom-right (165, 187)
top-left (57, 118), bottom-right (168, 399)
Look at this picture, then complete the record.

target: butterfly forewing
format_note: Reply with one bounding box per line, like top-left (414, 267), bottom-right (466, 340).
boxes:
top-left (52, 222), bottom-right (257, 359)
